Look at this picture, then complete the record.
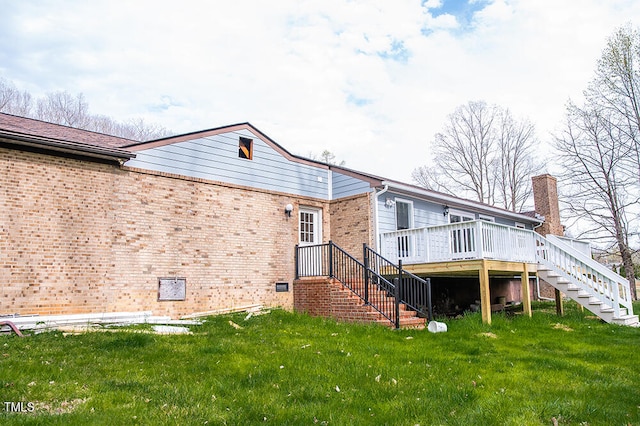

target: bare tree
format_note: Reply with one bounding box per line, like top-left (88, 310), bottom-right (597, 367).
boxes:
top-left (411, 165), bottom-right (450, 193)
top-left (0, 78), bottom-right (32, 116)
top-left (121, 117), bottom-right (171, 141)
top-left (496, 109), bottom-right (541, 212)
top-left (554, 102), bottom-right (638, 299)
top-left (554, 24), bottom-right (640, 297)
top-left (0, 78), bottom-right (171, 141)
top-left (308, 150), bottom-right (346, 166)
top-left (35, 91), bottom-right (91, 128)
top-left (431, 101), bottom-right (497, 204)
top-left (587, 23), bottom-right (640, 165)
top-left (413, 101), bottom-right (540, 211)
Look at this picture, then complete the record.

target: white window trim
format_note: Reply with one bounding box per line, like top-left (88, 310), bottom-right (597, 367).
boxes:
top-left (394, 198), bottom-right (414, 230)
top-left (515, 222), bottom-right (526, 229)
top-left (299, 206), bottom-right (323, 245)
top-left (449, 209), bottom-right (474, 223)
top-left (478, 214), bottom-right (495, 222)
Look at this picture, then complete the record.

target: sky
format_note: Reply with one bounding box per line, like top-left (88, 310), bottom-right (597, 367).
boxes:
top-left (1, 0), bottom-right (639, 183)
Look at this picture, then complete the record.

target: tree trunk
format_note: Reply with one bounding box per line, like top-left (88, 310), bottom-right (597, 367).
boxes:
top-left (620, 243), bottom-right (637, 300)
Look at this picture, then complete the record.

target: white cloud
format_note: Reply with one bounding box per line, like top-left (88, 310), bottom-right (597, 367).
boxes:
top-left (1, 0), bottom-right (640, 181)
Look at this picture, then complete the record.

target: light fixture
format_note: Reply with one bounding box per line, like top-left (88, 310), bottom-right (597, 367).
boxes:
top-left (443, 205), bottom-right (449, 216)
top-left (284, 203), bottom-right (294, 217)
top-left (385, 198), bottom-right (396, 208)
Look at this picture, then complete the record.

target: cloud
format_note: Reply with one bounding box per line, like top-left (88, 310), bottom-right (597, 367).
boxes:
top-left (1, 0), bottom-right (640, 181)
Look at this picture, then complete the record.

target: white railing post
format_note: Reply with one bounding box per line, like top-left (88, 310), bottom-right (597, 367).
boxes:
top-left (476, 220), bottom-right (483, 259)
top-left (424, 227), bottom-right (430, 263)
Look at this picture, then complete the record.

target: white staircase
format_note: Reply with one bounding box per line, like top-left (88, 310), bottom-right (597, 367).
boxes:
top-left (535, 234), bottom-right (639, 327)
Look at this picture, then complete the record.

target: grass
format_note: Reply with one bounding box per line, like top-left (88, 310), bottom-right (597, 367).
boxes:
top-left (1, 301), bottom-right (640, 425)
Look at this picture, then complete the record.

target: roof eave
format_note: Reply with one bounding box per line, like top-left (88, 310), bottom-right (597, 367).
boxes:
top-left (0, 131), bottom-right (135, 162)
top-left (381, 180), bottom-right (543, 224)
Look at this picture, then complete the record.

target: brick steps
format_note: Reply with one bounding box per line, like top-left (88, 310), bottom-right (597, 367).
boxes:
top-left (293, 277), bottom-right (426, 329)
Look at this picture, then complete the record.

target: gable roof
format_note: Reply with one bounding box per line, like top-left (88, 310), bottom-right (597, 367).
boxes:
top-left (0, 115), bottom-right (542, 224)
top-left (0, 113), bottom-right (135, 162)
top-left (126, 122), bottom-right (384, 186)
top-left (129, 122), bottom-right (540, 224)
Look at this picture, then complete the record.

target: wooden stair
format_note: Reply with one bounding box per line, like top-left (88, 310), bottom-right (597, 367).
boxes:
top-left (537, 266), bottom-right (639, 327)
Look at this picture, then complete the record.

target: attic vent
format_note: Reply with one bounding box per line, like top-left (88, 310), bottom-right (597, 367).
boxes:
top-left (238, 137), bottom-right (253, 160)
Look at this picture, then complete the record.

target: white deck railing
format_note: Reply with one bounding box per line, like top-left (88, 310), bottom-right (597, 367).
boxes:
top-left (535, 234), bottom-right (633, 318)
top-left (380, 220), bottom-right (537, 264)
top-left (380, 221), bottom-right (634, 318)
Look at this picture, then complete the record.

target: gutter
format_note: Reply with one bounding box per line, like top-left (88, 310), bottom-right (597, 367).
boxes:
top-left (373, 185), bottom-right (389, 250)
top-left (0, 131), bottom-right (136, 163)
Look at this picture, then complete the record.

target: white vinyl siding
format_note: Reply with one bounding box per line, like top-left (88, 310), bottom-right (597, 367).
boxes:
top-left (126, 129), bottom-right (330, 199)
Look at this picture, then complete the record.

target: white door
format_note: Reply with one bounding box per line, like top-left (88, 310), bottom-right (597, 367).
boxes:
top-left (395, 199), bottom-right (413, 258)
top-left (449, 210), bottom-right (475, 258)
top-left (299, 207), bottom-right (322, 246)
top-left (298, 207), bottom-right (324, 275)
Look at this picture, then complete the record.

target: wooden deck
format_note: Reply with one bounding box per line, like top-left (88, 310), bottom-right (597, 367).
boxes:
top-left (403, 259), bottom-right (537, 325)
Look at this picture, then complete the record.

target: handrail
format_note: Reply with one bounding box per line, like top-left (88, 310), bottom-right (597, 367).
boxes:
top-left (296, 241), bottom-right (399, 327)
top-left (535, 234), bottom-right (633, 317)
top-left (365, 245), bottom-right (432, 321)
top-left (296, 241), bottom-right (433, 327)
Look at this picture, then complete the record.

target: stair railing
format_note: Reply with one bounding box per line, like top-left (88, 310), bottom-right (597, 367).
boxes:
top-left (534, 234), bottom-right (633, 318)
top-left (296, 241), bottom-right (399, 327)
top-left (296, 241), bottom-right (433, 328)
top-left (364, 244), bottom-right (432, 322)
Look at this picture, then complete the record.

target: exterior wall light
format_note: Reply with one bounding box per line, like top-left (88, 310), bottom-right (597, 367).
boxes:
top-left (443, 205), bottom-right (449, 216)
top-left (284, 203), bottom-right (294, 217)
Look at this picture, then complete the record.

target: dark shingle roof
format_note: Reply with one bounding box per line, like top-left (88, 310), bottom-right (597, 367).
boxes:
top-left (0, 113), bottom-right (135, 161)
top-left (0, 113), bottom-right (135, 149)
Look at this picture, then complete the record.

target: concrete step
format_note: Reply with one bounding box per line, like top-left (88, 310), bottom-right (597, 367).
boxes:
top-left (611, 314), bottom-right (640, 326)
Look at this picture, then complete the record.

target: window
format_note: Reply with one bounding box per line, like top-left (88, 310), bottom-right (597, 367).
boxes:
top-left (479, 214), bottom-right (495, 222)
top-left (515, 222), bottom-right (526, 229)
top-left (238, 137), bottom-right (253, 160)
top-left (449, 210), bottom-right (474, 223)
top-left (395, 200), bottom-right (413, 230)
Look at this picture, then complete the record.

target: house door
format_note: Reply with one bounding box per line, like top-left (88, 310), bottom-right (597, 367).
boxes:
top-left (449, 210), bottom-right (475, 258)
top-left (298, 207), bottom-right (324, 275)
top-left (395, 199), bottom-right (413, 258)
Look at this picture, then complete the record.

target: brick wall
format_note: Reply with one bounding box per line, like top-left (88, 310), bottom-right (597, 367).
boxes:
top-left (532, 174), bottom-right (563, 237)
top-left (293, 277), bottom-right (383, 324)
top-left (329, 192), bottom-right (373, 256)
top-left (0, 147), bottom-right (331, 317)
top-left (0, 148), bottom-right (121, 315)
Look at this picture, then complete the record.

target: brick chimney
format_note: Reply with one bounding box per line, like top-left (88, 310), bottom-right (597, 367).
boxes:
top-left (532, 174), bottom-right (563, 236)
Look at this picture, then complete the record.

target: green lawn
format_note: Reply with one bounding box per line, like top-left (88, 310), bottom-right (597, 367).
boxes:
top-left (1, 301), bottom-right (639, 425)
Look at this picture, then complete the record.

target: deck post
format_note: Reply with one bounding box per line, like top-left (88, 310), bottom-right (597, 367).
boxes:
top-left (555, 289), bottom-right (564, 316)
top-left (479, 260), bottom-right (491, 324)
top-left (521, 263), bottom-right (532, 317)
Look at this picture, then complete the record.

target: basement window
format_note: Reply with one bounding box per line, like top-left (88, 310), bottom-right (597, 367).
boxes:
top-left (238, 137), bottom-right (253, 160)
top-left (275, 282), bottom-right (289, 292)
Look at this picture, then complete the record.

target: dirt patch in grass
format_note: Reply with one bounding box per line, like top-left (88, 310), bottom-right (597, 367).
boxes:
top-left (553, 323), bottom-right (574, 332)
top-left (34, 398), bottom-right (88, 415)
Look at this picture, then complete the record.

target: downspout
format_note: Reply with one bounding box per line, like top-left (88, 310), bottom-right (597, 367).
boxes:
top-left (373, 185), bottom-right (389, 251)
top-left (532, 219), bottom-right (554, 301)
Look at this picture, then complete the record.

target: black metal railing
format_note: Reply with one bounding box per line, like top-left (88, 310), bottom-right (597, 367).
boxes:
top-left (295, 241), bottom-right (433, 328)
top-left (365, 245), bottom-right (432, 321)
top-left (296, 241), bottom-right (397, 326)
